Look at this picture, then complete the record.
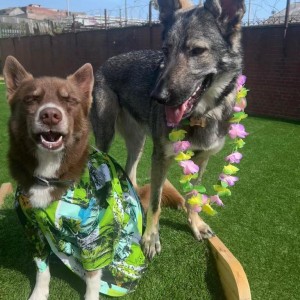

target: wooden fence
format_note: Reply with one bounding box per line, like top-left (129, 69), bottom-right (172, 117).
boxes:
top-left (0, 23), bottom-right (299, 121)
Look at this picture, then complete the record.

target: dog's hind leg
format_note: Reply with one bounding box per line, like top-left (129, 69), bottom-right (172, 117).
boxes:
top-left (142, 144), bottom-right (172, 259)
top-left (90, 78), bottom-right (120, 153)
top-left (117, 109), bottom-right (146, 187)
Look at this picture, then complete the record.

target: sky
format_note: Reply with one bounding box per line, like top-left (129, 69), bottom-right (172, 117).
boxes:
top-left (0, 0), bottom-right (291, 23)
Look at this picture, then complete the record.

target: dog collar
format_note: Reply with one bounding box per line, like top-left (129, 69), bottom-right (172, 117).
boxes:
top-left (33, 176), bottom-right (74, 188)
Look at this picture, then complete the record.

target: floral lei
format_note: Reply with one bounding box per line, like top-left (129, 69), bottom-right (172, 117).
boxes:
top-left (169, 75), bottom-right (249, 215)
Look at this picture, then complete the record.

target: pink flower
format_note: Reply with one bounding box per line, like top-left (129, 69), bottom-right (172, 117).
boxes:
top-left (219, 173), bottom-right (239, 186)
top-left (237, 75), bottom-right (246, 91)
top-left (186, 189), bottom-right (199, 197)
top-left (179, 160), bottom-right (199, 175)
top-left (193, 205), bottom-right (202, 213)
top-left (210, 195), bottom-right (224, 206)
top-left (233, 98), bottom-right (247, 112)
top-left (228, 124), bottom-right (249, 139)
top-left (173, 141), bottom-right (191, 153)
top-left (225, 152), bottom-right (243, 163)
top-left (202, 194), bottom-right (208, 205)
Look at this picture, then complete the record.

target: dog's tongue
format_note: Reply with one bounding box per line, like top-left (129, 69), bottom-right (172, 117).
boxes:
top-left (165, 99), bottom-right (189, 127)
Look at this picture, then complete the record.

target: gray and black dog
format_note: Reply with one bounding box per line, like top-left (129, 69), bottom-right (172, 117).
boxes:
top-left (91, 0), bottom-right (246, 259)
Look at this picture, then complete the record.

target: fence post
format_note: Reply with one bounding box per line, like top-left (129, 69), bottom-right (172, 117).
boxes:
top-left (284, 0), bottom-right (291, 38)
top-left (104, 9), bottom-right (108, 29)
top-left (149, 0), bottom-right (152, 27)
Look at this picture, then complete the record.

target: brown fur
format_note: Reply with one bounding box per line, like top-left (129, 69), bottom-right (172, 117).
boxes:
top-left (179, 0), bottom-right (194, 9)
top-left (4, 56), bottom-right (94, 202)
top-left (136, 179), bottom-right (186, 212)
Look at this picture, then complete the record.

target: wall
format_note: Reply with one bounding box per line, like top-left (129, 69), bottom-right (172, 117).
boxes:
top-left (0, 24), bottom-right (299, 120)
top-left (0, 24), bottom-right (162, 77)
top-left (243, 25), bottom-right (300, 121)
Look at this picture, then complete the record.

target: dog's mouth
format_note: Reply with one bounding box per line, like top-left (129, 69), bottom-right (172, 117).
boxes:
top-left (38, 131), bottom-right (64, 150)
top-left (165, 74), bottom-right (213, 127)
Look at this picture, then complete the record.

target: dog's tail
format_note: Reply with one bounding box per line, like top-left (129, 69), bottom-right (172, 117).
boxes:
top-left (136, 179), bottom-right (186, 213)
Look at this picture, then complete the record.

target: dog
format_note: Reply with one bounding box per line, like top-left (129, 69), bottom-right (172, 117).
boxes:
top-left (91, 0), bottom-right (246, 259)
top-left (3, 56), bottom-right (147, 300)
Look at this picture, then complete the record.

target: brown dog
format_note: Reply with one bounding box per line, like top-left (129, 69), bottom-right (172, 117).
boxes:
top-left (4, 56), bottom-right (149, 300)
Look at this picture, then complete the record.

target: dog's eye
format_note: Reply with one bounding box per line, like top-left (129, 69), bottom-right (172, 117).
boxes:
top-left (24, 95), bottom-right (39, 103)
top-left (190, 47), bottom-right (207, 56)
top-left (65, 97), bottom-right (79, 105)
top-left (162, 46), bottom-right (169, 57)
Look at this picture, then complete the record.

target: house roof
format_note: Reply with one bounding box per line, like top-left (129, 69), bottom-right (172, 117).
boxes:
top-left (272, 2), bottom-right (300, 17)
top-left (0, 7), bottom-right (25, 16)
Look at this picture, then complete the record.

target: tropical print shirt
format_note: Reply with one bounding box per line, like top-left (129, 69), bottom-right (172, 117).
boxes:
top-left (15, 149), bottom-right (147, 297)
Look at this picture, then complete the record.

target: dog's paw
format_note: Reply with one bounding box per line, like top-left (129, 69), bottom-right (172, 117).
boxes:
top-left (85, 293), bottom-right (99, 300)
top-left (142, 231), bottom-right (161, 260)
top-left (28, 289), bottom-right (49, 300)
top-left (188, 214), bottom-right (214, 240)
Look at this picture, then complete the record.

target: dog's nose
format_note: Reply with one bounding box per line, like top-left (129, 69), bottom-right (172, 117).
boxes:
top-left (39, 107), bottom-right (62, 126)
top-left (151, 88), bottom-right (170, 104)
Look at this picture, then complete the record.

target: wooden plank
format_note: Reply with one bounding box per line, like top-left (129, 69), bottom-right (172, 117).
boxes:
top-left (208, 236), bottom-right (251, 300)
top-left (0, 182), bottom-right (13, 206)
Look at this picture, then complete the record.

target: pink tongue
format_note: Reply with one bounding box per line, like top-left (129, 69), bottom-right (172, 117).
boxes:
top-left (165, 99), bottom-right (189, 126)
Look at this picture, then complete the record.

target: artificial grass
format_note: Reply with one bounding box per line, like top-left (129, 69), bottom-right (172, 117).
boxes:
top-left (1, 80), bottom-right (300, 299)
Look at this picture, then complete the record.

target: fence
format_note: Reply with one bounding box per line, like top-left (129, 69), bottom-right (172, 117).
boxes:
top-left (0, 23), bottom-right (299, 121)
top-left (0, 16), bottom-right (56, 38)
top-left (0, 3), bottom-right (159, 38)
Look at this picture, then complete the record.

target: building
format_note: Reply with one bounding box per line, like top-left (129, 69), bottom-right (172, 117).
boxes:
top-left (267, 2), bottom-right (300, 24)
top-left (0, 4), bottom-right (68, 21)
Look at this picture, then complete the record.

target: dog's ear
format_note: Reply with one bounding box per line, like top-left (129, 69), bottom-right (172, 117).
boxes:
top-left (157, 0), bottom-right (193, 25)
top-left (67, 63), bottom-right (94, 104)
top-left (205, 0), bottom-right (245, 25)
top-left (3, 56), bottom-right (33, 101)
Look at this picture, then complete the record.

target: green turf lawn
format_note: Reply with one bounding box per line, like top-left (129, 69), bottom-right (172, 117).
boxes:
top-left (1, 80), bottom-right (300, 300)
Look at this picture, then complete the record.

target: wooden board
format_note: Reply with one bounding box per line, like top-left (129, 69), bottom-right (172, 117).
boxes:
top-left (209, 236), bottom-right (251, 300)
top-left (0, 182), bottom-right (13, 206)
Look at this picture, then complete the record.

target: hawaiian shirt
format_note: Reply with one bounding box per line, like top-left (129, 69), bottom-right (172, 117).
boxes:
top-left (15, 149), bottom-right (147, 297)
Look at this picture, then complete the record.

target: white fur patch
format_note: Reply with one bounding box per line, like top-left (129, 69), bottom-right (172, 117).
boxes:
top-left (29, 185), bottom-right (54, 208)
top-left (34, 150), bottom-right (63, 178)
top-left (85, 270), bottom-right (102, 300)
top-left (29, 266), bottom-right (50, 300)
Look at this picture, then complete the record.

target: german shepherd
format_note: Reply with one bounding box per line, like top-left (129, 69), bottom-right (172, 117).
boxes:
top-left (4, 57), bottom-right (147, 299)
top-left (91, 0), bottom-right (246, 259)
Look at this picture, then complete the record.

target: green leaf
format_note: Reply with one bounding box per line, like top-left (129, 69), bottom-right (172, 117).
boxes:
top-left (213, 185), bottom-right (232, 197)
top-left (193, 185), bottom-right (207, 193)
top-left (182, 181), bottom-right (193, 193)
top-left (235, 139), bottom-right (246, 149)
top-left (229, 112), bottom-right (248, 123)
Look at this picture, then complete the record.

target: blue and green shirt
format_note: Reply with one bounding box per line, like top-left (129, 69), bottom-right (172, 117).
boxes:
top-left (15, 149), bottom-right (147, 297)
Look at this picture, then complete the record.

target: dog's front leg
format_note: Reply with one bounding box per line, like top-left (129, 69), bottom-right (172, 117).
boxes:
top-left (142, 146), bottom-right (172, 259)
top-left (29, 265), bottom-right (50, 300)
top-left (85, 270), bottom-right (102, 300)
top-left (186, 150), bottom-right (217, 240)
top-left (186, 203), bottom-right (214, 240)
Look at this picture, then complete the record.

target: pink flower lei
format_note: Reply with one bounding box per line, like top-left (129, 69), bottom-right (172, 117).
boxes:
top-left (168, 75), bottom-right (249, 215)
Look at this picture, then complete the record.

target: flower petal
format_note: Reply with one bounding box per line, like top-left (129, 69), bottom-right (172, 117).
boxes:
top-left (225, 152), bottom-right (243, 164)
top-left (169, 129), bottom-right (187, 142)
top-left (210, 195), bottom-right (224, 206)
top-left (179, 160), bottom-right (199, 175)
top-left (173, 141), bottom-right (191, 153)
